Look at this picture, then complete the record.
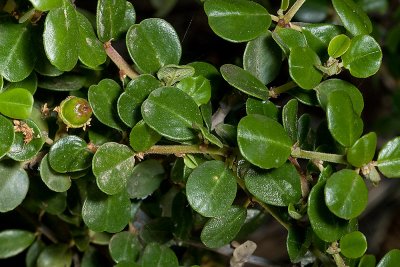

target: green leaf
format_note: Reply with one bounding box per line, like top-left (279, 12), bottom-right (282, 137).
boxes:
top-left (200, 206), bottom-right (246, 248)
top-left (0, 23), bottom-right (35, 82)
top-left (26, 240), bottom-right (45, 267)
top-left (88, 79), bottom-right (126, 131)
top-left (109, 232), bottom-right (141, 264)
top-left (40, 154), bottom-right (71, 192)
top-left (377, 137), bottom-right (400, 178)
top-left (332, 0), bottom-right (372, 36)
top-left (76, 11), bottom-right (107, 69)
top-left (0, 88), bottom-right (33, 119)
top-left (186, 160), bottom-right (237, 217)
top-left (38, 73), bottom-right (86, 91)
top-left (289, 46), bottom-right (322, 90)
top-left (237, 114), bottom-right (292, 169)
top-left (246, 98), bottom-right (278, 120)
top-left (377, 249), bottom-right (400, 267)
top-left (82, 186), bottom-right (131, 233)
top-left (272, 27), bottom-right (308, 55)
top-left (177, 76), bottom-right (211, 106)
top-left (8, 119), bottom-right (45, 161)
top-left (193, 123), bottom-right (223, 148)
top-left (243, 32), bottom-right (281, 85)
top-left (37, 244), bottom-right (72, 267)
top-left (287, 227), bottom-right (311, 263)
top-left (129, 120), bottom-right (161, 152)
top-left (308, 180), bottom-right (349, 242)
top-left (0, 230), bottom-right (35, 259)
top-left (28, 0), bottom-right (62, 11)
top-left (140, 218), bottom-right (174, 244)
top-left (5, 72), bottom-right (38, 95)
top-left (297, 114), bottom-right (314, 150)
top-left (157, 64), bottom-right (195, 86)
top-left (325, 169), bottom-right (368, 219)
top-left (141, 243), bottom-right (179, 267)
top-left (342, 35), bottom-right (382, 78)
top-left (0, 115), bottom-right (14, 158)
top-left (244, 163), bottom-right (302, 206)
top-left (328, 34), bottom-right (351, 58)
top-left (289, 87), bottom-right (319, 106)
top-left (359, 255), bottom-right (376, 267)
top-left (126, 159), bottom-right (164, 199)
top-left (204, 0), bottom-right (271, 42)
top-left (172, 192), bottom-right (193, 240)
top-left (302, 23), bottom-right (345, 56)
top-left (142, 87), bottom-right (202, 141)
top-left (93, 142), bottom-right (135, 195)
top-left (215, 124), bottom-right (237, 146)
top-left (43, 0), bottom-right (79, 71)
top-left (126, 18), bottom-right (181, 74)
top-left (220, 64), bottom-right (269, 100)
top-left (340, 231), bottom-right (367, 259)
top-left (0, 161), bottom-right (29, 212)
top-left (81, 246), bottom-right (108, 267)
top-left (327, 91), bottom-right (363, 147)
top-left (117, 74), bottom-right (161, 127)
top-left (282, 99), bottom-right (298, 143)
top-left (347, 132), bottom-right (377, 167)
top-left (315, 78), bottom-right (364, 116)
top-left (48, 135), bottom-right (92, 173)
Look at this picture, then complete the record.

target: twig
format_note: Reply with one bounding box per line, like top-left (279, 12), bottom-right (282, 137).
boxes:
top-left (104, 41), bottom-right (139, 80)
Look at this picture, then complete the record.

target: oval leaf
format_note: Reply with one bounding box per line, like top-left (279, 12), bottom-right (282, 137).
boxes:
top-left (93, 142), bottom-right (135, 195)
top-left (204, 0), bottom-right (271, 42)
top-left (0, 88), bottom-right (33, 119)
top-left (332, 0), bottom-right (372, 36)
top-left (126, 18), bottom-right (181, 74)
top-left (186, 160), bottom-right (237, 217)
top-left (109, 232), bottom-right (141, 264)
top-left (282, 99), bottom-right (298, 143)
top-left (377, 249), bottom-right (400, 267)
top-left (289, 46), bottom-right (322, 90)
top-left (246, 98), bottom-right (278, 120)
top-left (142, 87), bottom-right (203, 141)
top-left (340, 231), bottom-right (367, 259)
top-left (0, 230), bottom-right (35, 259)
top-left (328, 34), bottom-right (351, 58)
top-left (200, 206), bottom-right (246, 248)
top-left (0, 115), bottom-right (14, 158)
top-left (245, 163), bottom-right (302, 206)
top-left (272, 27), bottom-right (308, 55)
top-left (325, 169), bottom-right (368, 219)
top-left (347, 132), bottom-right (377, 168)
top-left (40, 154), bottom-right (71, 192)
top-left (377, 137), bottom-right (400, 178)
top-left (37, 244), bottom-right (72, 267)
top-left (129, 120), bottom-right (161, 152)
top-left (237, 114), bottom-right (292, 169)
top-left (176, 76), bottom-right (211, 106)
top-left (141, 243), bottom-right (179, 267)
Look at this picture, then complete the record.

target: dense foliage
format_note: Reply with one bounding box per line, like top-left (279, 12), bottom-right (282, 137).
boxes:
top-left (0, 0), bottom-right (399, 266)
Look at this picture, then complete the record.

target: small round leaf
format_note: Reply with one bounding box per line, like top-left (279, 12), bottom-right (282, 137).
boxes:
top-left (359, 255), bottom-right (376, 267)
top-left (377, 137), bottom-right (400, 178)
top-left (93, 142), bottom-right (135, 195)
top-left (109, 232), bottom-right (141, 264)
top-left (204, 0), bottom-right (271, 42)
top-left (176, 76), bottom-right (211, 106)
top-left (332, 0), bottom-right (372, 36)
top-left (0, 115), bottom-right (14, 158)
top-left (200, 206), bottom-right (246, 248)
top-left (186, 160), bottom-right (237, 217)
top-left (37, 244), bottom-right (72, 267)
top-left (340, 231), bottom-right (367, 259)
top-left (40, 154), bottom-right (71, 192)
top-left (325, 169), bottom-right (368, 219)
top-left (237, 114), bottom-right (292, 169)
top-left (328, 34), bottom-right (351, 58)
top-left (347, 132), bottom-right (377, 168)
top-left (0, 88), bottom-right (34, 119)
top-left (141, 243), bottom-right (179, 267)
top-left (246, 98), bottom-right (278, 120)
top-left (272, 27), bottom-right (308, 55)
top-left (0, 230), bottom-right (35, 259)
top-left (129, 120), bottom-right (161, 152)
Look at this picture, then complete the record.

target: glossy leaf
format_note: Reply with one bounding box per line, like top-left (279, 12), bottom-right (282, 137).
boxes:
top-left (289, 46), bottom-right (322, 90)
top-left (0, 23), bottom-right (35, 82)
top-left (340, 231), bottom-right (367, 258)
top-left (332, 0), bottom-right (372, 36)
top-left (36, 244), bottom-right (72, 267)
top-left (0, 115), bottom-right (14, 158)
top-left (88, 79), bottom-right (126, 131)
top-left (176, 75), bottom-right (211, 106)
top-left (237, 114), bottom-right (292, 169)
top-left (142, 87), bottom-right (202, 141)
top-left (272, 27), bottom-right (308, 55)
top-left (129, 120), bottom-right (161, 152)
top-left (220, 64), bottom-right (269, 100)
top-left (26, 240), bottom-right (45, 267)
top-left (126, 18), bottom-right (181, 74)
top-left (186, 160), bottom-right (237, 217)
top-left (204, 0), bottom-right (271, 42)
top-left (245, 163), bottom-right (302, 206)
top-left (7, 119), bottom-right (45, 161)
top-left (157, 64), bottom-right (195, 86)
top-left (0, 230), bottom-right (35, 259)
top-left (289, 87), bottom-right (319, 106)
top-left (342, 35), bottom-right (382, 78)
top-left (215, 124), bottom-right (237, 146)
top-left (43, 0), bottom-right (79, 71)
top-left (5, 72), bottom-right (37, 95)
top-left (93, 142), bottom-right (135, 195)
top-left (48, 135), bottom-right (93, 173)
top-left (109, 231), bottom-right (141, 264)
top-left (76, 11), bottom-right (107, 69)
top-left (126, 159), bottom-right (164, 199)
top-left (38, 73), bottom-right (86, 91)
top-left (377, 137), bottom-right (400, 178)
top-left (327, 91), bottom-right (363, 147)
top-left (325, 169), bottom-right (368, 219)
top-left (243, 32), bottom-right (281, 84)
top-left (0, 88), bottom-right (33, 119)
top-left (302, 24), bottom-right (345, 55)
top-left (0, 161), bottom-right (29, 212)
top-left (315, 78), bottom-right (364, 116)
top-left (82, 186), bottom-right (131, 233)
top-left (141, 243), bottom-right (179, 267)
top-left (328, 34), bottom-right (351, 58)
top-left (96, 0), bottom-right (136, 42)
top-left (282, 99), bottom-right (298, 143)
top-left (40, 154), bottom-right (71, 192)
top-left (200, 206), bottom-right (246, 248)
top-left (28, 0), bottom-right (62, 11)
top-left (117, 74), bottom-right (161, 127)
top-left (359, 255), bottom-right (376, 267)
top-left (376, 250), bottom-right (400, 267)
top-left (347, 132), bottom-right (377, 167)
top-left (308, 180), bottom-right (349, 242)
top-left (246, 98), bottom-right (278, 120)
top-left (287, 227), bottom-right (311, 263)
top-left (194, 123), bottom-right (223, 148)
